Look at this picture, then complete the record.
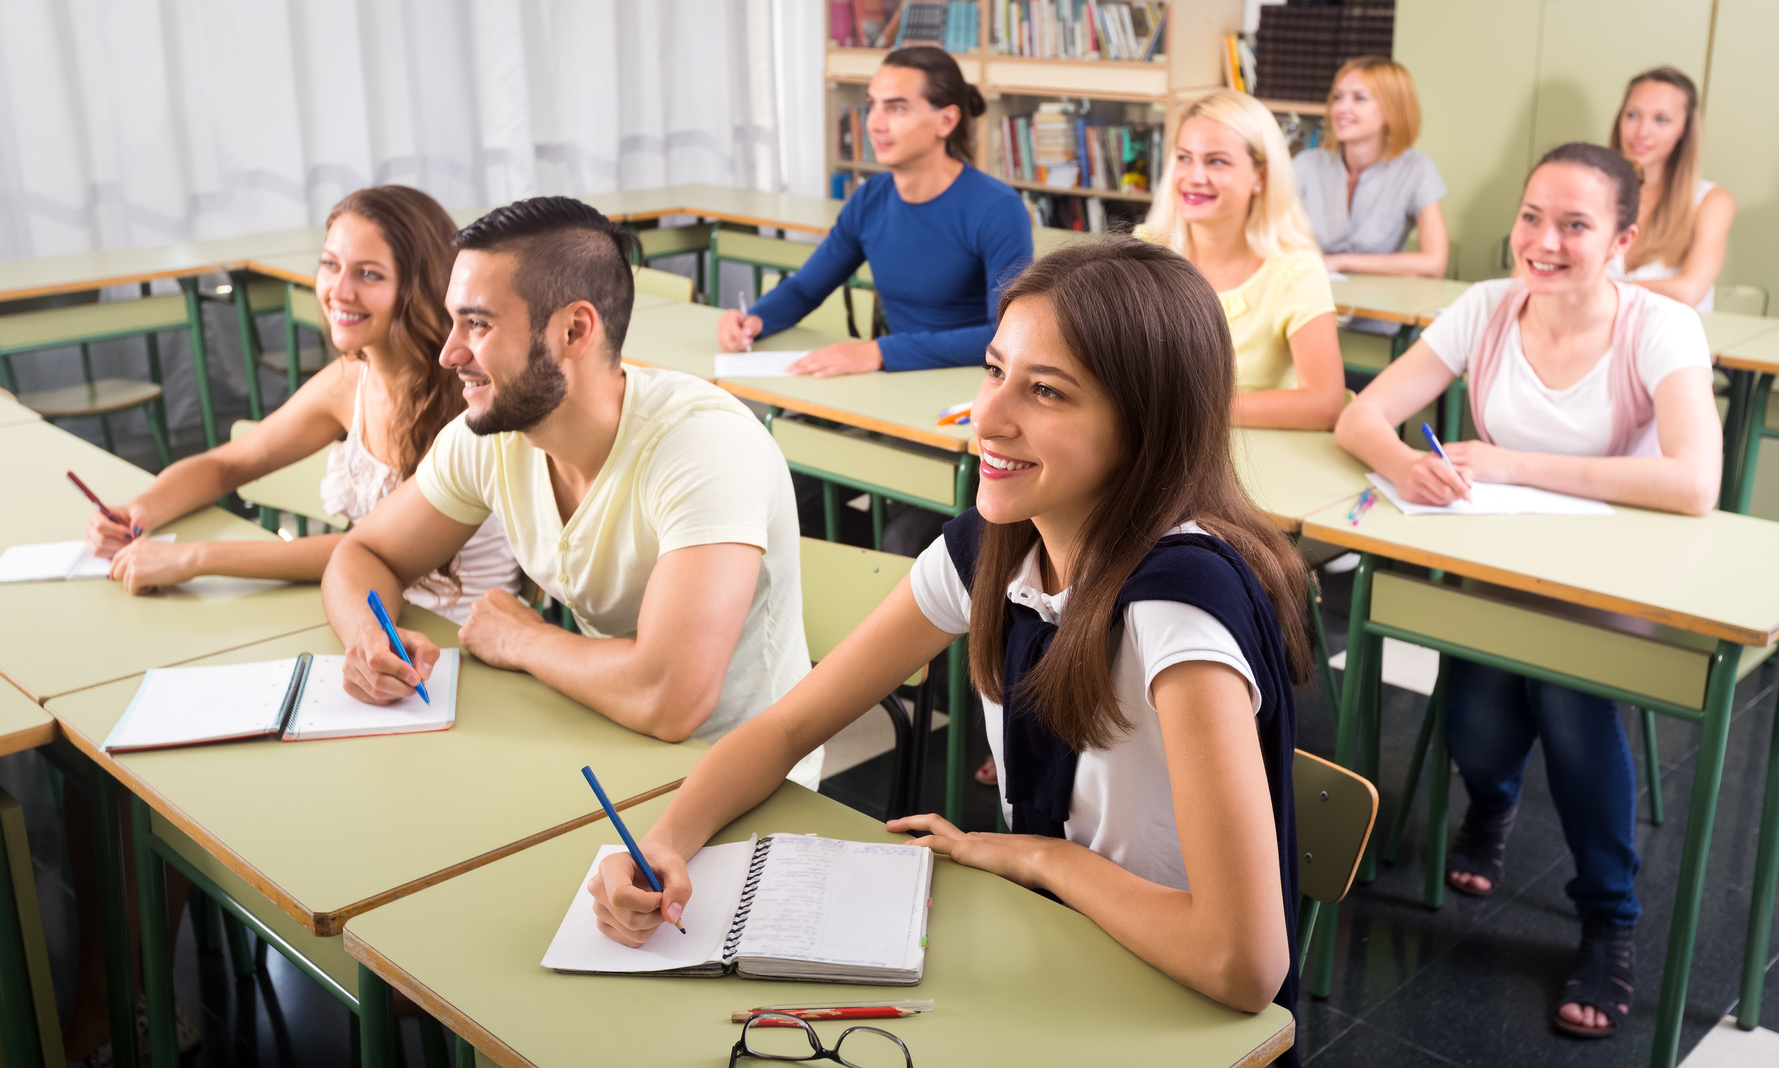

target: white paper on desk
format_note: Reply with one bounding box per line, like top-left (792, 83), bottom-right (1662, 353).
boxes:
top-left (713, 351), bottom-right (807, 378)
top-left (1366, 473), bottom-right (1614, 516)
top-left (541, 838), bottom-right (756, 975)
top-left (0, 535), bottom-right (176, 583)
top-left (282, 650), bottom-right (459, 741)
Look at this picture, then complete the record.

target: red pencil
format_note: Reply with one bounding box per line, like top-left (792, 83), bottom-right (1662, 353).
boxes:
top-left (733, 1007), bottom-right (922, 1024)
top-left (66, 471), bottom-right (133, 535)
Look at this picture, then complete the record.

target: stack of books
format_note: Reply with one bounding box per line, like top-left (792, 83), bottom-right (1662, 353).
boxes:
top-left (837, 106), bottom-right (879, 165)
top-left (998, 105), bottom-right (1163, 195)
top-left (991, 1), bottom-right (1168, 60)
top-left (1252, 1), bottom-right (1394, 102)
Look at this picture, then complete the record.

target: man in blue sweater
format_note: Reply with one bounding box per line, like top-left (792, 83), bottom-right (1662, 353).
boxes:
top-left (717, 47), bottom-right (1033, 376)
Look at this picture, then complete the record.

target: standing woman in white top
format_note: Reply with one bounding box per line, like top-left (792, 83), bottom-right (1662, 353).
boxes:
top-left (84, 185), bottom-right (519, 622)
top-left (1295, 57), bottom-right (1449, 279)
top-left (1336, 143), bottom-right (1719, 1040)
top-left (1608, 66), bottom-right (1735, 311)
top-left (588, 238), bottom-right (1314, 1048)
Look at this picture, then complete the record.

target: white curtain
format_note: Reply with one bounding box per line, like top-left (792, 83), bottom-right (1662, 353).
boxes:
top-left (0, 0), bottom-right (825, 434)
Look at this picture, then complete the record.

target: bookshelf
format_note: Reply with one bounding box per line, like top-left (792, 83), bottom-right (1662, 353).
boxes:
top-left (824, 2), bottom-right (1328, 231)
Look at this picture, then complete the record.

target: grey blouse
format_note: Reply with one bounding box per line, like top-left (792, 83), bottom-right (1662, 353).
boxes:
top-left (1294, 147), bottom-right (1447, 256)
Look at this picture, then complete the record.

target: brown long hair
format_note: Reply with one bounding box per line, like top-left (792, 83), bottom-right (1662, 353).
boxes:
top-left (967, 238), bottom-right (1313, 752)
top-left (1608, 66), bottom-right (1702, 271)
top-left (324, 185), bottom-right (461, 478)
top-left (881, 47), bottom-right (985, 164)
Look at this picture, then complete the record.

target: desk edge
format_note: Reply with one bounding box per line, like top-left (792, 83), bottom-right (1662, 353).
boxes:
top-left (720, 382), bottom-right (971, 453)
top-left (346, 929), bottom-right (537, 1068)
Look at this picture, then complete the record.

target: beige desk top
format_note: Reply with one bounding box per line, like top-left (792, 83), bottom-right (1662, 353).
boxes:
top-left (1234, 429), bottom-right (1372, 534)
top-left (0, 392), bottom-right (42, 428)
top-left (724, 366), bottom-right (981, 453)
top-left (242, 249), bottom-right (322, 286)
top-left (1715, 319), bottom-right (1779, 374)
top-left (48, 611), bottom-right (703, 935)
top-left (0, 421), bottom-right (327, 701)
top-left (586, 184), bottom-right (843, 236)
top-left (622, 301), bottom-right (844, 381)
top-left (343, 785), bottom-right (1295, 1068)
top-left (1699, 310), bottom-right (1779, 359)
top-left (0, 226), bottom-right (325, 302)
top-left (1302, 498), bottom-right (1779, 647)
top-left (0, 677), bottom-right (54, 759)
top-left (1330, 275), bottom-right (1473, 326)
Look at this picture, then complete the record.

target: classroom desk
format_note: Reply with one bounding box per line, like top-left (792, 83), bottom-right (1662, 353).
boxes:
top-left (585, 183), bottom-right (844, 236)
top-left (0, 226), bottom-right (325, 303)
top-left (0, 390), bottom-right (41, 428)
top-left (722, 365), bottom-right (979, 453)
top-left (1712, 324), bottom-right (1779, 514)
top-left (1299, 500), bottom-right (1779, 1068)
top-left (0, 421), bottom-right (327, 702)
top-left (1234, 428), bottom-right (1373, 535)
top-left (343, 785), bottom-right (1296, 1068)
top-left (620, 298), bottom-right (836, 380)
top-left (1330, 274), bottom-right (1473, 327)
top-left (0, 680), bottom-right (61, 1068)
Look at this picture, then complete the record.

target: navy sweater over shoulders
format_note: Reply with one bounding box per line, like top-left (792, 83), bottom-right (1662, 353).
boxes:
top-left (750, 166), bottom-right (1033, 371)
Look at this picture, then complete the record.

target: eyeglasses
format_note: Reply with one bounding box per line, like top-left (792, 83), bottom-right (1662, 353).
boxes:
top-left (728, 1012), bottom-right (913, 1068)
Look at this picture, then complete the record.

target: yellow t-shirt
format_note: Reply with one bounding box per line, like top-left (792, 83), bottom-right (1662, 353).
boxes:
top-left (1218, 251), bottom-right (1336, 393)
top-left (416, 365), bottom-right (819, 785)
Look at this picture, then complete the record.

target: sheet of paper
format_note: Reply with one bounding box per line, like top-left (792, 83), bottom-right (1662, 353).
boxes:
top-left (736, 835), bottom-right (930, 971)
top-left (540, 838), bottom-right (755, 973)
top-left (104, 658), bottom-right (298, 751)
top-left (713, 351), bottom-right (807, 378)
top-left (0, 535), bottom-right (176, 583)
top-left (284, 650), bottom-right (459, 740)
top-left (1366, 474), bottom-right (1614, 517)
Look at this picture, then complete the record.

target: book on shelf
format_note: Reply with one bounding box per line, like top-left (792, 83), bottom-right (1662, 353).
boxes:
top-left (1021, 190), bottom-right (1139, 233)
top-left (837, 106), bottom-right (878, 165)
top-left (897, 0), bottom-right (948, 47)
top-left (942, 1), bottom-right (980, 52)
top-left (1253, 3), bottom-right (1393, 102)
top-left (991, 1), bottom-right (1167, 60)
top-left (997, 104), bottom-right (1161, 195)
top-left (831, 2), bottom-right (856, 46)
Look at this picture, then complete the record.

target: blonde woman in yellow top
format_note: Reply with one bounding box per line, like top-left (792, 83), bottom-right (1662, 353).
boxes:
top-left (1141, 90), bottom-right (1344, 430)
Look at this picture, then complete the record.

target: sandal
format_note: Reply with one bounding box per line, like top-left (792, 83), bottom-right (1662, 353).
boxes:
top-left (973, 755), bottom-right (998, 786)
top-left (1445, 803), bottom-right (1517, 897)
top-left (1554, 919), bottom-right (1635, 1039)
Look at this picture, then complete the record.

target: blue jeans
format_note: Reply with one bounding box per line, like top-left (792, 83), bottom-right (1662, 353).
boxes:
top-left (1443, 658), bottom-right (1641, 925)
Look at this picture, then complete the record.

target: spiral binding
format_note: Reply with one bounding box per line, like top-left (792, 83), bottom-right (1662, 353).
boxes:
top-left (721, 835), bottom-right (774, 965)
top-left (276, 653), bottom-right (315, 740)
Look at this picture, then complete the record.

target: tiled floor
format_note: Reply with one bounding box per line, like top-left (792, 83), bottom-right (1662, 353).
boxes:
top-left (8, 419), bottom-right (1775, 1066)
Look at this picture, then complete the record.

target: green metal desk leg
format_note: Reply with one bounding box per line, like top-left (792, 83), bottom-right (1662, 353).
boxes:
top-left (1424, 690), bottom-right (1450, 910)
top-left (0, 794), bottom-right (44, 1068)
top-left (178, 278), bottom-right (218, 449)
top-left (1736, 691), bottom-right (1779, 1031)
top-left (1309, 583), bottom-right (1339, 723)
top-left (229, 270), bottom-right (265, 420)
top-left (1733, 373), bottom-right (1774, 516)
top-left (1720, 368), bottom-right (1754, 511)
top-left (1334, 555), bottom-right (1376, 770)
top-left (1383, 664), bottom-right (1447, 865)
top-left (1650, 640), bottom-right (1742, 1068)
top-left (1640, 707), bottom-right (1666, 826)
top-left (1307, 885), bottom-right (1338, 998)
top-left (1356, 627), bottom-right (1384, 883)
top-left (822, 483), bottom-right (840, 543)
top-left (131, 797), bottom-right (178, 1068)
top-left (945, 639), bottom-right (968, 825)
top-left (456, 1034), bottom-right (477, 1067)
top-left (359, 963), bottom-right (395, 1068)
top-left (419, 1015), bottom-right (450, 1068)
top-left (88, 768), bottom-right (141, 1068)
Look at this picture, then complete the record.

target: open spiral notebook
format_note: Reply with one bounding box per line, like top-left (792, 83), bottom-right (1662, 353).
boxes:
top-left (542, 833), bottom-right (933, 985)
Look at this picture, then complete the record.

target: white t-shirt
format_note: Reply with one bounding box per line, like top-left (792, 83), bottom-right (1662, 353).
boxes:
top-left (1420, 278), bottom-right (1711, 458)
top-left (909, 524), bottom-right (1259, 892)
top-left (1608, 180), bottom-right (1718, 312)
top-left (417, 365), bottom-right (821, 788)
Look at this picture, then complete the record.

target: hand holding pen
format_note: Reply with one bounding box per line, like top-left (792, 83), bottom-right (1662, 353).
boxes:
top-left (1408, 422), bottom-right (1472, 505)
top-left (72, 471), bottom-right (143, 557)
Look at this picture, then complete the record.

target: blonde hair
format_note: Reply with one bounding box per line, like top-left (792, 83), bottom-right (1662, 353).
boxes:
top-left (1141, 91), bottom-right (1320, 262)
top-left (1324, 56), bottom-right (1422, 160)
top-left (1609, 66), bottom-right (1703, 271)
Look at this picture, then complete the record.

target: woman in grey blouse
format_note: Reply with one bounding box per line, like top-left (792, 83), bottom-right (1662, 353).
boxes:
top-left (1294, 57), bottom-right (1449, 279)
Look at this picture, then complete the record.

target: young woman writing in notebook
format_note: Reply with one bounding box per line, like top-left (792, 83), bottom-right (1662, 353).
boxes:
top-left (593, 238), bottom-right (1309, 1036)
top-left (1139, 90), bottom-right (1344, 431)
top-left (1335, 143), bottom-right (1719, 1039)
top-left (1607, 66), bottom-right (1736, 312)
top-left (84, 185), bottom-right (519, 621)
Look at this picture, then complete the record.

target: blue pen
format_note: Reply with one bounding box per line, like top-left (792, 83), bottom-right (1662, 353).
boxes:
top-left (366, 590), bottom-right (429, 705)
top-left (1420, 423), bottom-right (1470, 492)
top-left (582, 765), bottom-right (685, 933)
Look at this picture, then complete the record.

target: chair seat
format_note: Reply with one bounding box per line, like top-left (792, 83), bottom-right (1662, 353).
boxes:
top-left (21, 378), bottom-right (164, 418)
top-left (258, 345), bottom-right (332, 377)
top-left (0, 294), bottom-right (190, 354)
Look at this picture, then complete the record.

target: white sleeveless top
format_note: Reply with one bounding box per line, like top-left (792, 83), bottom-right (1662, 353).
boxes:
top-left (1609, 180), bottom-right (1717, 312)
top-left (319, 368), bottom-right (521, 624)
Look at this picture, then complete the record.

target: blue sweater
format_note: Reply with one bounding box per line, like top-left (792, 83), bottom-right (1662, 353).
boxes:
top-left (752, 167), bottom-right (1033, 371)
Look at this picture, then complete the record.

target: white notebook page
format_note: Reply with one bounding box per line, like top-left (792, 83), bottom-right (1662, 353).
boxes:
top-left (0, 536), bottom-right (174, 583)
top-left (541, 838), bottom-right (756, 973)
top-left (104, 658), bottom-right (298, 751)
top-left (736, 836), bottom-right (929, 970)
top-left (1366, 474), bottom-right (1613, 517)
top-left (713, 351), bottom-right (807, 378)
top-left (284, 650), bottom-right (459, 740)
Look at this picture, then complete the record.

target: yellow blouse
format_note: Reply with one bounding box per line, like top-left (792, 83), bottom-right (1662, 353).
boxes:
top-left (1217, 251), bottom-right (1335, 393)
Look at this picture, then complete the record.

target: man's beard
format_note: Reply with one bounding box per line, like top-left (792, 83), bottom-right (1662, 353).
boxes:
top-left (464, 331), bottom-right (568, 435)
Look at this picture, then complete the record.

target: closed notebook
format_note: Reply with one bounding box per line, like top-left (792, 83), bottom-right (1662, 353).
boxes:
top-left (543, 833), bottom-right (933, 985)
top-left (102, 649), bottom-right (459, 753)
top-left (0, 536), bottom-right (175, 583)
